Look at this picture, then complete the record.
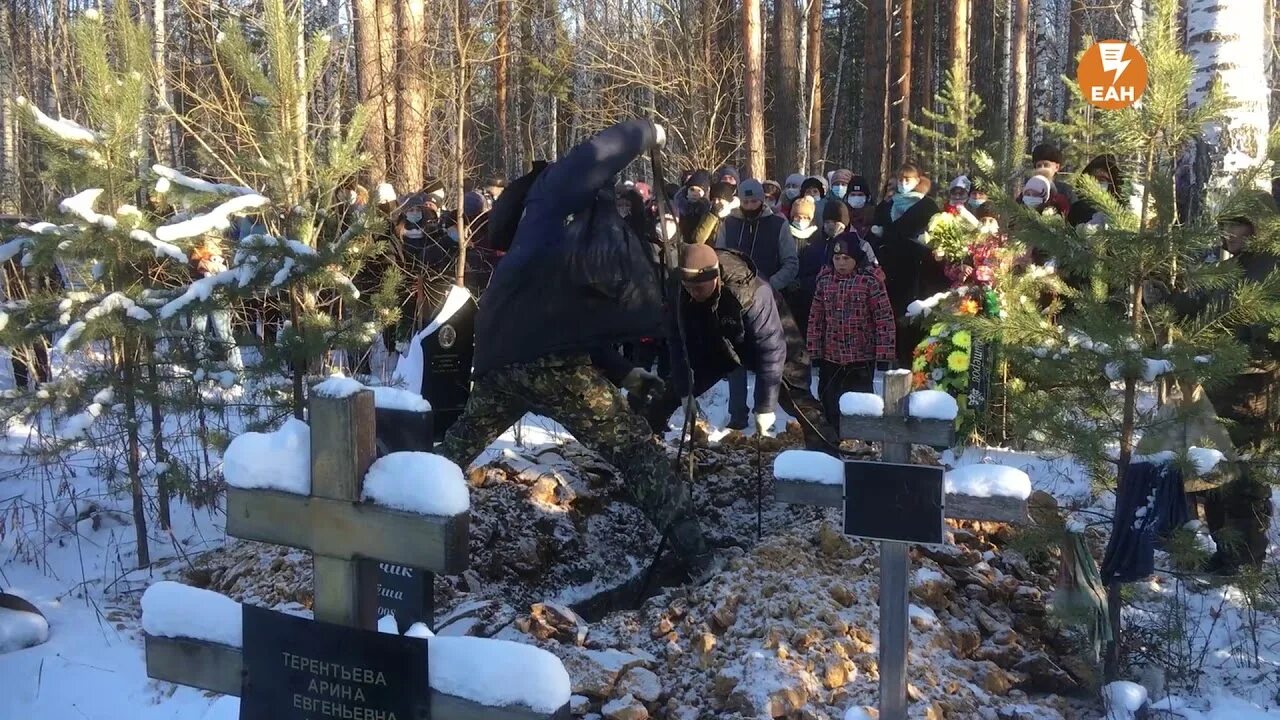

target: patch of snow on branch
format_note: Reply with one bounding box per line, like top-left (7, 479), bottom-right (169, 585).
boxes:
top-left (428, 636), bottom-right (571, 714)
top-left (944, 464), bottom-right (1032, 500)
top-left (0, 238), bottom-right (27, 264)
top-left (839, 392), bottom-right (884, 417)
top-left (59, 188), bottom-right (115, 228)
top-left (141, 582), bottom-right (242, 648)
top-left (16, 96), bottom-right (98, 143)
top-left (128, 229), bottom-right (187, 263)
top-left (1102, 681), bottom-right (1148, 719)
top-left (223, 418), bottom-right (310, 494)
top-left (313, 375), bottom-right (366, 399)
top-left (151, 164), bottom-right (256, 197)
top-left (154, 194), bottom-right (269, 242)
top-left (0, 606), bottom-right (50, 652)
top-left (773, 450), bottom-right (844, 486)
top-left (363, 452), bottom-right (468, 516)
top-left (908, 390), bottom-right (958, 420)
top-left (85, 292), bottom-right (153, 323)
top-left (371, 385), bottom-right (431, 412)
top-left (1105, 357), bottom-right (1174, 382)
top-left (158, 268), bottom-right (240, 319)
top-left (59, 386), bottom-right (114, 438)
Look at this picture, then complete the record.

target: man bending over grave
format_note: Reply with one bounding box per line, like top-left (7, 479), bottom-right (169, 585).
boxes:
top-left (631, 244), bottom-right (839, 451)
top-left (437, 119), bottom-right (716, 579)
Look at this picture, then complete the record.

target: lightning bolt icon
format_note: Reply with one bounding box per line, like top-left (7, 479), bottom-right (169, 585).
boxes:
top-left (1098, 42), bottom-right (1131, 86)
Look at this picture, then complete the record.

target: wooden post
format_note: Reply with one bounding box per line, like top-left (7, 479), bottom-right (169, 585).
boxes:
top-left (878, 371), bottom-right (912, 720)
top-left (309, 391), bottom-right (378, 628)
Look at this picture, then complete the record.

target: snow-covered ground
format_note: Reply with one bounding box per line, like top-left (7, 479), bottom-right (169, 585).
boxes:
top-left (2, 363), bottom-right (1280, 719)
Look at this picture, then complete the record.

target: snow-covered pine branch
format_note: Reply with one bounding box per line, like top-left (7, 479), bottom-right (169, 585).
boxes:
top-left (59, 189), bottom-right (117, 229)
top-left (157, 268), bottom-right (242, 319)
top-left (15, 96), bottom-right (99, 144)
top-left (127, 229), bottom-right (188, 263)
top-left (55, 293), bottom-right (154, 351)
top-left (59, 386), bottom-right (115, 438)
top-left (154, 194), bottom-right (270, 242)
top-left (151, 164), bottom-right (258, 198)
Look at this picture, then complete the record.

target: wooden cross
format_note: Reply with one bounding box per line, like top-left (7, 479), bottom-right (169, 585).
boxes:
top-left (775, 371), bottom-right (1029, 720)
top-left (144, 388), bottom-right (570, 719)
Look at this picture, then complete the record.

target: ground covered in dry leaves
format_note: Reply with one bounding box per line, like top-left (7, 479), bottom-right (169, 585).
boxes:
top-left (184, 425), bottom-right (1102, 719)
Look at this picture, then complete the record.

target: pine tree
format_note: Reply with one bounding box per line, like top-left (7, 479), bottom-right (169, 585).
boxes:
top-left (159, 0), bottom-right (397, 415)
top-left (964, 0), bottom-right (1278, 675)
top-left (909, 65), bottom-right (986, 181)
top-left (0, 7), bottom-right (177, 568)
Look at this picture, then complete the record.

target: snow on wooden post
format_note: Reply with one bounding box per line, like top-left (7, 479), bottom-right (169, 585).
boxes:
top-left (142, 381), bottom-right (573, 719)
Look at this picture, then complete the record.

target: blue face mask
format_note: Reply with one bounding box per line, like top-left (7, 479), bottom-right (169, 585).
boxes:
top-left (832, 184), bottom-right (848, 199)
top-left (966, 198), bottom-right (983, 210)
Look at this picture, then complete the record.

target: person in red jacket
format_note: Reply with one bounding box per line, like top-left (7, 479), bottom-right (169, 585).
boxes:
top-left (806, 237), bottom-right (897, 425)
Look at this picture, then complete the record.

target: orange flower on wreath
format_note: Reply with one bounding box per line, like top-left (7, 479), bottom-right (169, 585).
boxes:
top-left (923, 344), bottom-right (937, 362)
top-left (959, 298), bottom-right (980, 316)
top-left (912, 371), bottom-right (928, 388)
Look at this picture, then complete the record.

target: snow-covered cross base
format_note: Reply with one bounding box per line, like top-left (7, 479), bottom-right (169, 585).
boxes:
top-left (142, 389), bottom-right (571, 719)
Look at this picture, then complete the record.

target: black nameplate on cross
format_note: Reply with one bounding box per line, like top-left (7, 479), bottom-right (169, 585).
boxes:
top-left (377, 563), bottom-right (432, 633)
top-left (240, 604), bottom-right (429, 720)
top-left (843, 461), bottom-right (945, 545)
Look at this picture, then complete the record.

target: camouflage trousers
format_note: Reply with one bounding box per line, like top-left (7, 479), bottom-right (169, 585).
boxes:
top-left (438, 354), bottom-right (706, 563)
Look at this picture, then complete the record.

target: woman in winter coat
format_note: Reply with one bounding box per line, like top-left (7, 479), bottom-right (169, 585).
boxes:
top-left (875, 164), bottom-right (946, 366)
top-left (807, 237), bottom-right (897, 425)
top-left (789, 199), bottom-right (849, 338)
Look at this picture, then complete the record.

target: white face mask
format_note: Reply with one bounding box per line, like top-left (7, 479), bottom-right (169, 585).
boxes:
top-left (405, 211), bottom-right (423, 223)
top-left (784, 188), bottom-right (801, 200)
top-left (847, 195), bottom-right (867, 209)
top-left (898, 178), bottom-right (919, 194)
top-left (792, 218), bottom-right (812, 231)
top-left (1022, 195), bottom-right (1044, 208)
top-left (832, 184), bottom-right (848, 198)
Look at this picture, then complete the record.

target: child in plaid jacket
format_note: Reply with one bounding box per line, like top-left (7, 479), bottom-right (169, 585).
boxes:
top-left (807, 237), bottom-right (897, 425)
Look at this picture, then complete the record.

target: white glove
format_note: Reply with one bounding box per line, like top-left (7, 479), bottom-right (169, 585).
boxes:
top-left (653, 123), bottom-right (667, 148)
top-left (754, 412), bottom-right (776, 437)
top-left (661, 215), bottom-right (678, 241)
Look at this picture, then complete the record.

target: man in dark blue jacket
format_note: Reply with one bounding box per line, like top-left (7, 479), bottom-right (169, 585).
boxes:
top-left (635, 245), bottom-right (837, 451)
top-left (438, 119), bottom-right (712, 577)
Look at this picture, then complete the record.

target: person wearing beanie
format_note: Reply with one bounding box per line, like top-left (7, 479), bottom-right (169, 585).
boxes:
top-left (1068, 154), bottom-right (1125, 227)
top-left (714, 177), bottom-right (800, 428)
top-left (422, 177), bottom-right (447, 211)
top-left (876, 163), bottom-right (945, 366)
top-left (1031, 142), bottom-right (1076, 202)
top-left (781, 173), bottom-right (806, 217)
top-left (483, 176), bottom-right (506, 207)
top-left (801, 176), bottom-right (826, 201)
top-left (683, 180), bottom-right (740, 245)
top-left (631, 244), bottom-right (838, 449)
top-left (828, 169), bottom-right (855, 201)
top-left (761, 179), bottom-right (783, 212)
top-left (790, 200), bottom-right (851, 338)
top-left (715, 166), bottom-right (740, 186)
top-left (841, 175), bottom-right (874, 238)
top-left (943, 175), bottom-right (981, 228)
top-left (439, 119), bottom-right (718, 583)
top-left (807, 236), bottom-right (896, 425)
top-left (1019, 172), bottom-right (1070, 216)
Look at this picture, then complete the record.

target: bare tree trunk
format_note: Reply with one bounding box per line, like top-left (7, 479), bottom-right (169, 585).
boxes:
top-left (375, 0), bottom-right (397, 179)
top-left (774, 0), bottom-right (800, 177)
top-left (397, 0), bottom-right (428, 192)
top-left (915, 0), bottom-right (933, 125)
top-left (147, 347), bottom-right (170, 531)
top-left (1010, 0), bottom-right (1029, 153)
top-left (806, 0), bottom-right (823, 172)
top-left (973, 0), bottom-right (1001, 139)
top-left (453, 0), bottom-right (469, 286)
top-left (862, 0), bottom-right (891, 190)
top-left (1031, 0), bottom-right (1059, 140)
top-left (893, 0), bottom-right (912, 168)
top-left (495, 0), bottom-right (511, 175)
top-left (152, 0), bottom-right (176, 168)
top-left (950, 0), bottom-right (969, 82)
top-left (743, 0), bottom-right (766, 179)
top-left (353, 0), bottom-right (389, 182)
top-left (0, 0), bottom-right (15, 213)
top-left (1186, 0), bottom-right (1270, 217)
top-left (821, 3), bottom-right (849, 161)
top-left (120, 341), bottom-right (151, 569)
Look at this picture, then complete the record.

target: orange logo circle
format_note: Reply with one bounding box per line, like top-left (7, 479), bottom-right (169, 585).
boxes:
top-left (1077, 40), bottom-right (1148, 110)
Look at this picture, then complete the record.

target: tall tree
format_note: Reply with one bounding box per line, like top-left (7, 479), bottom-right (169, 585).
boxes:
top-left (914, 0), bottom-right (933, 125)
top-left (774, 0), bottom-right (800, 176)
top-left (743, 0), bottom-right (766, 178)
top-left (495, 0), bottom-right (511, 175)
top-left (1031, 0), bottom-right (1061, 139)
top-left (950, 0), bottom-right (969, 81)
top-left (375, 0), bottom-right (397, 174)
top-left (806, 0), bottom-right (823, 171)
top-left (1009, 0), bottom-right (1029, 155)
top-left (1185, 0), bottom-right (1271, 219)
top-left (972, 0), bottom-right (1003, 143)
top-left (892, 0), bottom-right (912, 168)
top-left (353, 0), bottom-right (389, 182)
top-left (861, 0), bottom-right (891, 189)
top-left (396, 0), bottom-right (427, 191)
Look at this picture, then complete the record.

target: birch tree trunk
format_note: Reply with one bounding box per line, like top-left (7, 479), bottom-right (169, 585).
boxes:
top-left (973, 0), bottom-right (1001, 139)
top-left (0, 0), bottom-right (14, 213)
top-left (375, 0), bottom-right (397, 177)
top-left (893, 0), bottom-right (912, 168)
top-left (768, 0), bottom-right (798, 175)
top-left (1031, 0), bottom-right (1060, 140)
top-left (743, 0), bottom-right (766, 179)
top-left (496, 0), bottom-right (510, 175)
top-left (1186, 0), bottom-right (1270, 217)
top-left (806, 0), bottom-right (823, 172)
top-left (397, 0), bottom-right (428, 192)
top-left (1010, 0), bottom-right (1029, 151)
top-left (152, 0), bottom-right (176, 168)
top-left (862, 0), bottom-right (891, 190)
top-left (353, 0), bottom-right (389, 182)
